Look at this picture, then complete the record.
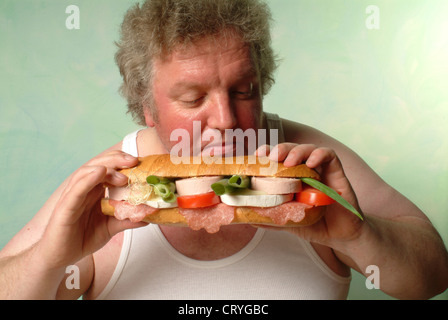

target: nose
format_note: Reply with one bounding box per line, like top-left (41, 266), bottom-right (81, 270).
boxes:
top-left (206, 92), bottom-right (237, 130)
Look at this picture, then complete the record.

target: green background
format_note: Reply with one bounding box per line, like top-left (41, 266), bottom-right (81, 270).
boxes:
top-left (1, 0), bottom-right (447, 299)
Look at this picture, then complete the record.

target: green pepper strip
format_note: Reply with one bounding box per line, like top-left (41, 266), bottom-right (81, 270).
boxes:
top-left (301, 177), bottom-right (363, 220)
top-left (211, 179), bottom-right (237, 196)
top-left (228, 175), bottom-right (250, 189)
top-left (146, 175), bottom-right (177, 203)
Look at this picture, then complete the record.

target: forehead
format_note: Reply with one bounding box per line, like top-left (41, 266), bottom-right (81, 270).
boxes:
top-left (152, 34), bottom-right (256, 80)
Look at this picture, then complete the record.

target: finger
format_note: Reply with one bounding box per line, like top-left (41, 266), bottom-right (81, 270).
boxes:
top-left (56, 166), bottom-right (108, 224)
top-left (282, 144), bottom-right (317, 167)
top-left (83, 183), bottom-right (109, 215)
top-left (79, 166), bottom-right (130, 216)
top-left (305, 147), bottom-right (347, 183)
top-left (305, 148), bottom-right (349, 191)
top-left (87, 150), bottom-right (138, 170)
top-left (305, 147), bottom-right (336, 169)
top-left (103, 167), bottom-right (129, 187)
top-left (268, 143), bottom-right (300, 162)
top-left (254, 144), bottom-right (271, 157)
top-left (61, 165), bottom-right (101, 201)
top-left (63, 151), bottom-right (136, 196)
top-left (86, 200), bottom-right (147, 237)
top-left (107, 216), bottom-right (147, 236)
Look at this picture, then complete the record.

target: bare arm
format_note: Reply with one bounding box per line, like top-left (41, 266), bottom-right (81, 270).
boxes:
top-left (0, 148), bottom-right (142, 299)
top-left (272, 120), bottom-right (448, 299)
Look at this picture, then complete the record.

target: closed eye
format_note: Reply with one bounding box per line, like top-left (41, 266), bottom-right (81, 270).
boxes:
top-left (232, 91), bottom-right (252, 99)
top-left (181, 96), bottom-right (204, 106)
top-left (231, 82), bottom-right (254, 99)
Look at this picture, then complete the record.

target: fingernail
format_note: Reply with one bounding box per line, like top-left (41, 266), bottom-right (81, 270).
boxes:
top-left (256, 145), bottom-right (269, 156)
top-left (268, 149), bottom-right (279, 160)
top-left (89, 167), bottom-right (100, 174)
top-left (124, 154), bottom-right (137, 161)
top-left (305, 157), bottom-right (316, 168)
top-left (114, 171), bottom-right (127, 180)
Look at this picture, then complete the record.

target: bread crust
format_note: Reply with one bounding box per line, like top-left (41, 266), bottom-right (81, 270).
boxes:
top-left (119, 154), bottom-right (320, 183)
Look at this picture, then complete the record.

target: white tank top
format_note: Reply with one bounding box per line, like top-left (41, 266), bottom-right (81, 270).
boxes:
top-left (96, 113), bottom-right (351, 300)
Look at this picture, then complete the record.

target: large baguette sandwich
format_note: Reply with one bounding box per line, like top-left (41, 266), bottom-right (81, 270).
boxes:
top-left (101, 154), bottom-right (335, 233)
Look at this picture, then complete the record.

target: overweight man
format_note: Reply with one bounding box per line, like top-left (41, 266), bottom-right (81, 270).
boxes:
top-left (1, 0), bottom-right (447, 300)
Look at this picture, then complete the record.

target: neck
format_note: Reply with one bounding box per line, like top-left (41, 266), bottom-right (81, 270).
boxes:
top-left (159, 224), bottom-right (258, 261)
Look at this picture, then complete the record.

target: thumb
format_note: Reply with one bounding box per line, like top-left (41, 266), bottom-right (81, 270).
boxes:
top-left (107, 216), bottom-right (148, 236)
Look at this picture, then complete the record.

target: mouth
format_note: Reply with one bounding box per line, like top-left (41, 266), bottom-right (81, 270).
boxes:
top-left (186, 125), bottom-right (254, 157)
top-left (201, 143), bottom-right (238, 157)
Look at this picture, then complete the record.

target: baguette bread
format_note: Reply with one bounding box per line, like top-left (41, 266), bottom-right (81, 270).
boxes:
top-left (120, 154), bottom-right (320, 182)
top-left (101, 154), bottom-right (324, 232)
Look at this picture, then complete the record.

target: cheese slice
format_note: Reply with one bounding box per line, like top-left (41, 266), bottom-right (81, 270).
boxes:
top-left (145, 196), bottom-right (178, 208)
top-left (220, 193), bottom-right (294, 208)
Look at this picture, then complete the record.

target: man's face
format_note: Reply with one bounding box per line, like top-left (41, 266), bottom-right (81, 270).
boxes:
top-left (146, 34), bottom-right (264, 157)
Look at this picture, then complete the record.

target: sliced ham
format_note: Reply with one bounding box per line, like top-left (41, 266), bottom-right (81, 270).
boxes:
top-left (109, 199), bottom-right (158, 223)
top-left (179, 203), bottom-right (235, 233)
top-left (108, 198), bottom-right (313, 232)
top-left (251, 201), bottom-right (312, 225)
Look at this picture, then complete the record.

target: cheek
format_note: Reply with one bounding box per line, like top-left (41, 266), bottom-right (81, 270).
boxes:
top-left (235, 102), bottom-right (263, 130)
top-left (158, 107), bottom-right (203, 135)
top-left (156, 110), bottom-right (205, 150)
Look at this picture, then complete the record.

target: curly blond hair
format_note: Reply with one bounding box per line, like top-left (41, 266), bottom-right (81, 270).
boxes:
top-left (115, 0), bottom-right (278, 125)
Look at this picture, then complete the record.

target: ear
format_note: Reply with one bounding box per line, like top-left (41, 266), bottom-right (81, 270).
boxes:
top-left (143, 105), bottom-right (155, 127)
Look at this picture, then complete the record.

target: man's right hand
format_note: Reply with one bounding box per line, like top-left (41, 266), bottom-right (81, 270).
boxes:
top-left (35, 151), bottom-right (143, 270)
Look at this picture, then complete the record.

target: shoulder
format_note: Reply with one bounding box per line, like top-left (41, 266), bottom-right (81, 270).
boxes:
top-left (282, 118), bottom-right (358, 162)
top-left (281, 118), bottom-right (384, 192)
top-left (282, 118), bottom-right (340, 147)
top-left (281, 117), bottom-right (380, 191)
top-left (281, 118), bottom-right (428, 221)
top-left (281, 118), bottom-right (381, 207)
top-left (137, 127), bottom-right (169, 157)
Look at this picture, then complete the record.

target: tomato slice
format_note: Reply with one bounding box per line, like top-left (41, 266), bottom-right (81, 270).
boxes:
top-left (296, 188), bottom-right (336, 206)
top-left (177, 191), bottom-right (221, 209)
